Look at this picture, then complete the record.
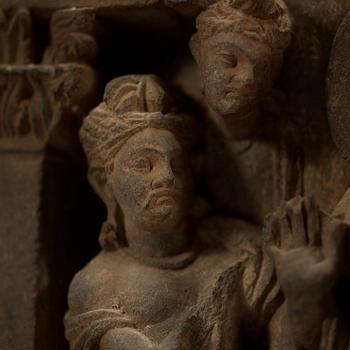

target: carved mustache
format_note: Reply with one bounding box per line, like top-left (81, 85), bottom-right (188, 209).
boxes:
top-left (141, 189), bottom-right (180, 209)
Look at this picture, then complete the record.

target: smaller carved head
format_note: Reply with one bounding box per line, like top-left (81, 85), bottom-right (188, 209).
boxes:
top-left (80, 75), bottom-right (196, 249)
top-left (190, 0), bottom-right (292, 137)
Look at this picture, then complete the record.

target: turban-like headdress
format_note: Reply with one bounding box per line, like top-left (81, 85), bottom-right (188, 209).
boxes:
top-left (80, 74), bottom-right (196, 189)
top-left (80, 75), bottom-right (196, 249)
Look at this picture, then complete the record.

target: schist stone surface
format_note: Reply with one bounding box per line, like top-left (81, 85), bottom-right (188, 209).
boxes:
top-left (1, 1), bottom-right (350, 349)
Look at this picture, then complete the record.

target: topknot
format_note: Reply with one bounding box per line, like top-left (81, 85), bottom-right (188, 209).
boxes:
top-left (79, 75), bottom-right (196, 194)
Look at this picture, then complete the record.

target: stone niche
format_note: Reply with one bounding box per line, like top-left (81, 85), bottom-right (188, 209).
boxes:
top-left (1, 1), bottom-right (350, 350)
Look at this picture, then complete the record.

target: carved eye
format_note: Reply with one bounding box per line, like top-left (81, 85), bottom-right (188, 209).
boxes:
top-left (130, 157), bottom-right (152, 172)
top-left (220, 53), bottom-right (238, 68)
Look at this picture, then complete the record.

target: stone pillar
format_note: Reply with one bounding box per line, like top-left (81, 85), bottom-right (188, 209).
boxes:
top-left (0, 8), bottom-right (98, 350)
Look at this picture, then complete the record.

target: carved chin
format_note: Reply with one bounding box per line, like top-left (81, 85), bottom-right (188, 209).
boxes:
top-left (142, 205), bottom-right (183, 228)
top-left (208, 93), bottom-right (254, 117)
top-left (212, 102), bottom-right (249, 117)
top-left (151, 205), bottom-right (173, 218)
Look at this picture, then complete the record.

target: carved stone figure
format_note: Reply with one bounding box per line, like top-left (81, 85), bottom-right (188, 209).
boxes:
top-left (2, 1), bottom-right (350, 349)
top-left (190, 0), bottom-right (292, 139)
top-left (64, 75), bottom-right (347, 350)
top-left (65, 75), bottom-right (268, 349)
top-left (185, 0), bottom-right (300, 226)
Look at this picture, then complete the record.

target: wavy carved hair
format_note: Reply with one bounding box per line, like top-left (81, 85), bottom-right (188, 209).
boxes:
top-left (191, 0), bottom-right (292, 61)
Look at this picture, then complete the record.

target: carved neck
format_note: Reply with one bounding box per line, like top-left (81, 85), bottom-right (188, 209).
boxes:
top-left (123, 218), bottom-right (189, 258)
top-left (216, 106), bottom-right (260, 140)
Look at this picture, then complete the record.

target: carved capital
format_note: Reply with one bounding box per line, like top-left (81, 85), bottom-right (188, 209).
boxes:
top-left (0, 64), bottom-right (97, 153)
top-left (0, 8), bottom-right (33, 64)
top-left (43, 7), bottom-right (98, 65)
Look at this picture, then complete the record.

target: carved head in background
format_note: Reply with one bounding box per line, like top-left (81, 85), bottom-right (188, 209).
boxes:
top-left (80, 75), bottom-right (196, 250)
top-left (190, 0), bottom-right (292, 138)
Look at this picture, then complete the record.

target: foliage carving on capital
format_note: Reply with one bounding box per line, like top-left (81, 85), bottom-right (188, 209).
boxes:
top-left (43, 7), bottom-right (98, 65)
top-left (0, 65), bottom-right (96, 151)
top-left (0, 8), bottom-right (33, 64)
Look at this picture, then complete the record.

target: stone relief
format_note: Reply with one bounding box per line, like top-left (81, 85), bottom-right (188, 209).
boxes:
top-left (65, 75), bottom-right (349, 350)
top-left (1, 0), bottom-right (350, 349)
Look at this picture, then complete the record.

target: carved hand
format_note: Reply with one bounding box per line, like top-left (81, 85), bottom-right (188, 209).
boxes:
top-left (263, 196), bottom-right (348, 301)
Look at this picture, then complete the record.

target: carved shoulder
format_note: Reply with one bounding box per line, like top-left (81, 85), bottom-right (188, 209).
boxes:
top-left (198, 215), bottom-right (261, 253)
top-left (67, 252), bottom-right (114, 315)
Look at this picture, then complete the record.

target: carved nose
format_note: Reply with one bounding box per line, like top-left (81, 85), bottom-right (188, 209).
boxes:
top-left (244, 77), bottom-right (254, 86)
top-left (152, 166), bottom-right (175, 189)
top-left (234, 66), bottom-right (255, 86)
top-left (242, 72), bottom-right (254, 86)
top-left (230, 70), bottom-right (254, 87)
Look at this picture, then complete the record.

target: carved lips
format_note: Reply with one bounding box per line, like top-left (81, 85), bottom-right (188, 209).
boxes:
top-left (143, 189), bottom-right (179, 209)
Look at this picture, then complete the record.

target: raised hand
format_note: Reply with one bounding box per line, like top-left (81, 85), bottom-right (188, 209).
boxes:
top-left (263, 195), bottom-right (348, 301)
top-left (264, 196), bottom-right (349, 349)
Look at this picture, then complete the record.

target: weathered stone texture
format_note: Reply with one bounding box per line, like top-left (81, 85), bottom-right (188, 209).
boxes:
top-left (1, 0), bottom-right (350, 349)
top-left (0, 153), bottom-right (42, 350)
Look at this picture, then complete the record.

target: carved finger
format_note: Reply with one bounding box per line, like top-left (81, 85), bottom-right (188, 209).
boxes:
top-left (286, 196), bottom-right (307, 248)
top-left (263, 213), bottom-right (280, 248)
top-left (276, 203), bottom-right (292, 249)
top-left (264, 245), bottom-right (283, 265)
top-left (305, 195), bottom-right (321, 247)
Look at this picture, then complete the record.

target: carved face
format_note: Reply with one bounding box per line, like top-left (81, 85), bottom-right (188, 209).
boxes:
top-left (110, 128), bottom-right (191, 232)
top-left (197, 33), bottom-right (276, 117)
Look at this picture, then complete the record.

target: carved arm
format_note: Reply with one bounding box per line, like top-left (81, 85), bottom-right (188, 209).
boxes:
top-left (264, 196), bottom-right (347, 349)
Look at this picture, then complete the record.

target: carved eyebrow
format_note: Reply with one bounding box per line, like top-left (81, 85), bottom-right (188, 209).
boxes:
top-left (128, 148), bottom-right (161, 158)
top-left (128, 147), bottom-right (180, 157)
top-left (212, 41), bottom-right (259, 62)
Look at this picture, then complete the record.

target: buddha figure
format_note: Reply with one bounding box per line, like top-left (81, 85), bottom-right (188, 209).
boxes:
top-left (64, 75), bottom-right (347, 350)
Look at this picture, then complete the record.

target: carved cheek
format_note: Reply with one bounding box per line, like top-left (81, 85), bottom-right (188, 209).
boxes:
top-left (204, 70), bottom-right (228, 105)
top-left (129, 174), bottom-right (150, 207)
top-left (114, 169), bottom-right (151, 213)
top-left (235, 61), bottom-right (255, 87)
top-left (202, 55), bottom-right (225, 90)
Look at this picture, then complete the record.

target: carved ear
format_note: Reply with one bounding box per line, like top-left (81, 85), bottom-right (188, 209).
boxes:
top-left (189, 33), bottom-right (200, 64)
top-left (88, 169), bottom-right (122, 249)
top-left (87, 169), bottom-right (117, 215)
top-left (87, 167), bottom-right (109, 202)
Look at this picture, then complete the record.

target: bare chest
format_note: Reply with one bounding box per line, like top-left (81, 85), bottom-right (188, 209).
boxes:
top-left (102, 260), bottom-right (197, 326)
